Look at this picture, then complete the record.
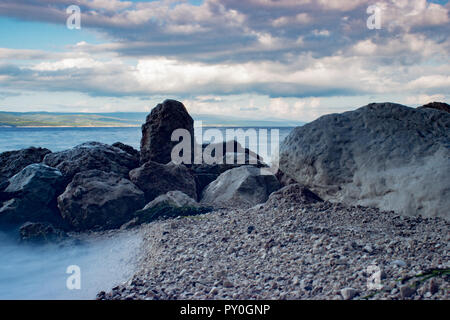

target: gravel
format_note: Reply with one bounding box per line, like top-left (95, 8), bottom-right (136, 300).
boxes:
top-left (97, 199), bottom-right (449, 300)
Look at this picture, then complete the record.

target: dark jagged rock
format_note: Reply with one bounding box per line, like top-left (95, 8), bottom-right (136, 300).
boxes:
top-left (43, 142), bottom-right (139, 183)
top-left (111, 142), bottom-right (140, 158)
top-left (0, 180), bottom-right (9, 203)
top-left (0, 164), bottom-right (65, 228)
top-left (140, 100), bottom-right (194, 164)
top-left (130, 161), bottom-right (198, 202)
top-left (134, 191), bottom-right (212, 225)
top-left (0, 147), bottom-right (51, 183)
top-left (57, 170), bottom-right (145, 231)
top-left (19, 221), bottom-right (66, 243)
top-left (419, 102), bottom-right (450, 113)
top-left (201, 140), bottom-right (262, 161)
top-left (280, 102), bottom-right (450, 219)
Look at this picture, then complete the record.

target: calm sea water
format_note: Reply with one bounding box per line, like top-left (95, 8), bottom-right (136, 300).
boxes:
top-left (0, 126), bottom-right (293, 155)
top-left (0, 126), bottom-right (293, 299)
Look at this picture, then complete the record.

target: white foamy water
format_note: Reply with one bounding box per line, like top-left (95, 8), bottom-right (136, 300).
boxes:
top-left (0, 230), bottom-right (143, 300)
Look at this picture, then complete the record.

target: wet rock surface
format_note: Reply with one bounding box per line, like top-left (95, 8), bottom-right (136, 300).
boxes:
top-left (0, 147), bottom-right (51, 183)
top-left (111, 142), bottom-right (140, 159)
top-left (0, 164), bottom-right (65, 227)
top-left (130, 161), bottom-right (198, 202)
top-left (19, 221), bottom-right (66, 243)
top-left (134, 191), bottom-right (212, 225)
top-left (57, 170), bottom-right (145, 231)
top-left (43, 142), bottom-right (139, 183)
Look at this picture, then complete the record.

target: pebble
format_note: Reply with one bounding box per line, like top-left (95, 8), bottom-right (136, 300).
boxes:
top-left (340, 287), bottom-right (358, 300)
top-left (400, 285), bottom-right (416, 298)
top-left (391, 260), bottom-right (407, 268)
top-left (97, 199), bottom-right (449, 301)
top-left (223, 280), bottom-right (234, 288)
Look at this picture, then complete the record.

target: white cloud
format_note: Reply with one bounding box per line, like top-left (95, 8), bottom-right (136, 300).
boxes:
top-left (407, 75), bottom-right (450, 90)
top-left (405, 94), bottom-right (446, 105)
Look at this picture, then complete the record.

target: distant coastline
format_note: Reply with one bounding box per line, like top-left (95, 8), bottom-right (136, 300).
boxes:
top-left (10, 125), bottom-right (141, 128)
top-left (0, 111), bottom-right (304, 128)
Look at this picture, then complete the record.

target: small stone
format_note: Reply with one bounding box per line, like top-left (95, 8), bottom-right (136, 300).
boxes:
top-left (399, 285), bottom-right (415, 299)
top-left (363, 245), bottom-right (374, 254)
top-left (209, 287), bottom-right (219, 295)
top-left (340, 288), bottom-right (358, 300)
top-left (223, 280), bottom-right (234, 288)
top-left (391, 260), bottom-right (407, 268)
top-left (428, 278), bottom-right (439, 294)
top-left (424, 292), bottom-right (432, 298)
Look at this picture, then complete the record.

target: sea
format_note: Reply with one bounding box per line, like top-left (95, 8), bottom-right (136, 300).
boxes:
top-left (0, 126), bottom-right (294, 299)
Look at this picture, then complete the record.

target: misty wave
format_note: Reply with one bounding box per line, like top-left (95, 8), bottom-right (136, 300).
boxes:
top-left (0, 229), bottom-right (142, 300)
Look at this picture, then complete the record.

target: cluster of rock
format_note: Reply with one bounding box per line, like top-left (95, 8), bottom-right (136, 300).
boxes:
top-left (1, 99), bottom-right (448, 241)
top-left (0, 99), bottom-right (281, 240)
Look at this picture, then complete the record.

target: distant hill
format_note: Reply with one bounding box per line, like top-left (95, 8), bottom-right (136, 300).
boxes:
top-left (0, 111), bottom-right (304, 128)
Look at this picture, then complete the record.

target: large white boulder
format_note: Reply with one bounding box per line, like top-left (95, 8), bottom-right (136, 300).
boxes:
top-left (279, 102), bottom-right (450, 219)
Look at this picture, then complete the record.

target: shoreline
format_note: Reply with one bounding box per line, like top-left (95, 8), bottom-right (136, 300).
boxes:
top-left (99, 200), bottom-right (450, 300)
top-left (0, 226), bottom-right (145, 300)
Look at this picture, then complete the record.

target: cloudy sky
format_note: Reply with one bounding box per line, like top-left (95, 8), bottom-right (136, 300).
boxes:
top-left (0, 0), bottom-right (448, 121)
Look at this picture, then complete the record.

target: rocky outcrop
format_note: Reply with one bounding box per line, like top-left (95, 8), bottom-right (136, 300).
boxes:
top-left (0, 147), bottom-right (51, 183)
top-left (140, 100), bottom-right (194, 164)
top-left (43, 142), bottom-right (139, 183)
top-left (19, 222), bottom-right (66, 243)
top-left (280, 102), bottom-right (450, 219)
top-left (201, 166), bottom-right (281, 209)
top-left (130, 161), bottom-right (198, 202)
top-left (0, 164), bottom-right (65, 227)
top-left (134, 191), bottom-right (211, 224)
top-left (57, 170), bottom-right (145, 231)
top-left (419, 102), bottom-right (450, 113)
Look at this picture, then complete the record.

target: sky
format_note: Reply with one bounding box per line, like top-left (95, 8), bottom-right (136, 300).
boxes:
top-left (0, 0), bottom-right (449, 122)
